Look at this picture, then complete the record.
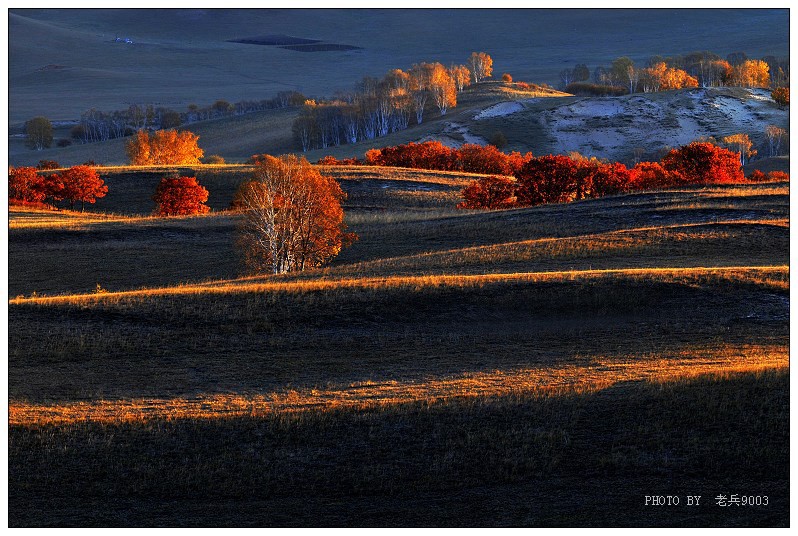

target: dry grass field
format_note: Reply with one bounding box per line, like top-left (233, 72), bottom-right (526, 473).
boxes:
top-left (7, 163), bottom-right (789, 526)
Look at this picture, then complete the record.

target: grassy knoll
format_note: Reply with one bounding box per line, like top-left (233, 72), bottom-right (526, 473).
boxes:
top-left (7, 172), bottom-right (789, 526)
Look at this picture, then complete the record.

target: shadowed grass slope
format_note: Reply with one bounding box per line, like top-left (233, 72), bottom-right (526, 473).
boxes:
top-left (7, 175), bottom-right (789, 527)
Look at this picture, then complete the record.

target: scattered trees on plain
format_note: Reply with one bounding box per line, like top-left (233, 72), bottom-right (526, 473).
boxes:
top-left (126, 129), bottom-right (204, 165)
top-left (25, 117), bottom-right (53, 150)
top-left (152, 176), bottom-right (210, 216)
top-left (235, 155), bottom-right (355, 274)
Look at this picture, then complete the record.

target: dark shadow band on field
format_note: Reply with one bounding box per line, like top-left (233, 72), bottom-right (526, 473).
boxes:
top-left (8, 369), bottom-right (789, 527)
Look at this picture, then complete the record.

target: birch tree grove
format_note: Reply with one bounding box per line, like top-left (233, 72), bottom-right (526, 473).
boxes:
top-left (467, 52), bottom-right (493, 83)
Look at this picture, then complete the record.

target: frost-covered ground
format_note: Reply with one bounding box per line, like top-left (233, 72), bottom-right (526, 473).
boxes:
top-left (465, 87), bottom-right (787, 162)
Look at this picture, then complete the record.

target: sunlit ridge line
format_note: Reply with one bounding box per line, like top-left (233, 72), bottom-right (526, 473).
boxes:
top-left (9, 265), bottom-right (788, 304)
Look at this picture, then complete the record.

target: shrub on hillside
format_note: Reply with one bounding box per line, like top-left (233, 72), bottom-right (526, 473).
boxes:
top-left (587, 162), bottom-right (633, 198)
top-left (317, 155), bottom-right (341, 165)
top-left (488, 131), bottom-right (508, 150)
top-left (456, 144), bottom-right (514, 175)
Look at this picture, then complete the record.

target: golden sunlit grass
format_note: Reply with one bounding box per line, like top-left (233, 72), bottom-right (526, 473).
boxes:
top-left (9, 344), bottom-right (786, 426)
top-left (8, 206), bottom-right (231, 230)
top-left (9, 264), bottom-right (788, 304)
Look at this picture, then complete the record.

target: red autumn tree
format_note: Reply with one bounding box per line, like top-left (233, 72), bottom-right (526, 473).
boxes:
top-left (366, 141), bottom-right (456, 170)
top-left (456, 144), bottom-right (514, 175)
top-left (9, 166), bottom-right (47, 203)
top-left (52, 165), bottom-right (108, 211)
top-left (631, 161), bottom-right (675, 190)
top-left (152, 176), bottom-right (211, 216)
top-left (515, 155), bottom-right (582, 206)
top-left (457, 175), bottom-right (516, 209)
top-left (585, 161), bottom-right (633, 198)
top-left (660, 142), bottom-right (744, 184)
top-left (506, 151), bottom-right (534, 176)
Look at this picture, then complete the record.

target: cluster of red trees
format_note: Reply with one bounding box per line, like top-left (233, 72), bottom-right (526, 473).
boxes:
top-left (8, 165), bottom-right (108, 211)
top-left (347, 141), bottom-right (533, 176)
top-left (458, 142), bottom-right (767, 209)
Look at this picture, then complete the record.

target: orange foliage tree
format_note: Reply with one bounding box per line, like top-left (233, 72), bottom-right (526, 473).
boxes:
top-left (152, 176), bottom-right (210, 216)
top-left (661, 142), bottom-right (744, 184)
top-left (467, 52), bottom-right (493, 83)
top-left (730, 60), bottom-right (770, 88)
top-left (51, 165), bottom-right (108, 211)
top-left (457, 176), bottom-right (516, 209)
top-left (640, 62), bottom-right (698, 92)
top-left (449, 64), bottom-right (472, 92)
top-left (722, 133), bottom-right (757, 165)
top-left (8, 166), bottom-right (47, 203)
top-left (126, 129), bottom-right (204, 165)
top-left (429, 63), bottom-right (457, 115)
top-left (235, 154), bottom-right (355, 274)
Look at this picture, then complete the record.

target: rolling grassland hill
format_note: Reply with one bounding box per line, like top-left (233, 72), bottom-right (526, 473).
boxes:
top-left (8, 84), bottom-right (790, 171)
top-left (8, 163), bottom-right (789, 526)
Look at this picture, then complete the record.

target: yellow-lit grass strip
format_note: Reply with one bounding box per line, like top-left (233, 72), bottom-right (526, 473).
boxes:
top-left (8, 265), bottom-right (788, 305)
top-left (9, 345), bottom-right (787, 426)
top-left (8, 207), bottom-right (233, 230)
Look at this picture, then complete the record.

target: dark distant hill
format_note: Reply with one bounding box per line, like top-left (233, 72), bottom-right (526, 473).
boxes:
top-left (8, 8), bottom-right (789, 124)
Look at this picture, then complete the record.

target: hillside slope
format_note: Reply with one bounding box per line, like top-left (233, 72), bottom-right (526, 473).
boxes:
top-left (10, 86), bottom-right (789, 169)
top-left (465, 86), bottom-right (789, 163)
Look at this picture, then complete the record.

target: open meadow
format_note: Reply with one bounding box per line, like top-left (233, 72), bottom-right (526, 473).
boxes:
top-left (7, 164), bottom-right (789, 526)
